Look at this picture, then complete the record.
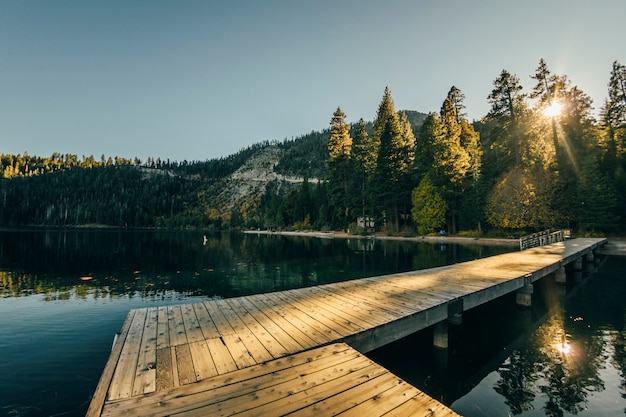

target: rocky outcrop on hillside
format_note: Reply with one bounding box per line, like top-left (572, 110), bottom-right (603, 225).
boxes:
top-left (210, 145), bottom-right (318, 212)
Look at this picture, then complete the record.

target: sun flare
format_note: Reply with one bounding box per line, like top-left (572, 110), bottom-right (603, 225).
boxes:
top-left (543, 101), bottom-right (563, 117)
top-left (556, 342), bottom-right (572, 355)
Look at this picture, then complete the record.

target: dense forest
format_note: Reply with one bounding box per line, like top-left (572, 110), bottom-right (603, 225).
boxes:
top-left (2, 59), bottom-right (625, 236)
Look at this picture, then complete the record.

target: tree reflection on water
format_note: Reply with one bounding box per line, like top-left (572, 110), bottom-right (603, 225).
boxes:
top-left (494, 259), bottom-right (625, 417)
top-left (0, 228), bottom-right (511, 300)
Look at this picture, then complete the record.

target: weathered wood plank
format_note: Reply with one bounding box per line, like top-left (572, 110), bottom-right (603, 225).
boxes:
top-left (226, 297), bottom-right (291, 358)
top-left (155, 347), bottom-right (173, 392)
top-left (224, 362), bottom-right (388, 416)
top-left (316, 284), bottom-right (404, 322)
top-left (331, 381), bottom-right (423, 417)
top-left (205, 337), bottom-right (238, 375)
top-left (167, 305), bottom-right (188, 347)
top-left (180, 303), bottom-right (204, 343)
top-left (381, 391), bottom-right (462, 416)
top-left (175, 343), bottom-right (196, 385)
top-left (156, 306), bottom-right (169, 350)
top-left (263, 291), bottom-right (341, 344)
top-left (131, 307), bottom-right (158, 396)
top-left (187, 340), bottom-right (218, 380)
top-left (247, 293), bottom-right (319, 349)
top-left (202, 299), bottom-right (235, 336)
top-left (322, 279), bottom-right (421, 317)
top-left (220, 333), bottom-right (257, 369)
top-left (107, 308), bottom-right (147, 400)
top-left (214, 298), bottom-right (274, 363)
top-left (289, 372), bottom-right (401, 416)
top-left (238, 295), bottom-right (306, 354)
top-left (191, 301), bottom-right (218, 338)
top-left (274, 290), bottom-right (354, 338)
top-left (296, 285), bottom-right (381, 329)
top-left (156, 348), bottom-right (376, 417)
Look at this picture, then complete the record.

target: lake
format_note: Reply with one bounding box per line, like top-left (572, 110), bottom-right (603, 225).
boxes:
top-left (0, 229), bottom-right (622, 417)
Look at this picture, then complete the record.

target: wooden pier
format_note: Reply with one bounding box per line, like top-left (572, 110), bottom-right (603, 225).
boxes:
top-left (87, 238), bottom-right (605, 417)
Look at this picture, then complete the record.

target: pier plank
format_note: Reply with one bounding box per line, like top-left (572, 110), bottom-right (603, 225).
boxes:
top-left (174, 343), bottom-right (196, 385)
top-left (202, 299), bottom-right (235, 336)
top-left (226, 297), bottom-right (291, 358)
top-left (214, 298), bottom-right (274, 363)
top-left (205, 336), bottom-right (238, 375)
top-left (187, 340), bottom-right (218, 380)
top-left (297, 285), bottom-right (383, 329)
top-left (264, 291), bottom-right (342, 344)
top-left (167, 305), bottom-right (188, 347)
top-left (155, 306), bottom-right (169, 349)
top-left (276, 289), bottom-right (357, 337)
top-left (180, 303), bottom-right (204, 343)
top-left (246, 294), bottom-right (317, 350)
top-left (191, 301), bottom-right (218, 338)
top-left (107, 308), bottom-right (147, 400)
top-left (155, 347), bottom-right (173, 391)
top-left (282, 288), bottom-right (367, 334)
top-left (131, 307), bottom-right (158, 396)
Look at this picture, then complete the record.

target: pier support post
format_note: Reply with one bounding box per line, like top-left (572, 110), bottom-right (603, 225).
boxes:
top-left (433, 321), bottom-right (448, 350)
top-left (574, 257), bottom-right (583, 270)
top-left (516, 284), bottom-right (534, 309)
top-left (585, 251), bottom-right (595, 262)
top-left (554, 266), bottom-right (566, 285)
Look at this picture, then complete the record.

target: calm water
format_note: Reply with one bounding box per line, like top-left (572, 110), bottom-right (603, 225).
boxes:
top-left (0, 230), bottom-right (621, 417)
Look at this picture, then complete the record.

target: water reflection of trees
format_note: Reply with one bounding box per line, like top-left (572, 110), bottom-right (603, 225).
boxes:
top-left (495, 309), bottom-right (609, 416)
top-left (0, 230), bottom-right (511, 300)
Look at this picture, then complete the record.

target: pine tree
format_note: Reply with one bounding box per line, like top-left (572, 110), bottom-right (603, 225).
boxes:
top-left (328, 107), bottom-right (352, 159)
top-left (602, 61), bottom-right (626, 159)
top-left (352, 118), bottom-right (376, 175)
top-left (373, 87), bottom-right (396, 141)
top-left (487, 69), bottom-right (527, 167)
top-left (371, 89), bottom-right (416, 232)
top-left (351, 118), bottom-right (374, 223)
top-left (575, 154), bottom-right (620, 232)
top-left (411, 174), bottom-right (447, 235)
top-left (373, 113), bottom-right (403, 229)
top-left (487, 69), bottom-right (525, 122)
top-left (446, 86), bottom-right (467, 122)
top-left (327, 107), bottom-right (353, 228)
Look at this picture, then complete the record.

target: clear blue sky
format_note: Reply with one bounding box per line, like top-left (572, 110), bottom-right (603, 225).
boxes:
top-left (2, 0), bottom-right (625, 162)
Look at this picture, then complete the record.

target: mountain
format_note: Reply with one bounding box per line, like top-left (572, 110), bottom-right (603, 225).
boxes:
top-left (201, 110), bottom-right (428, 215)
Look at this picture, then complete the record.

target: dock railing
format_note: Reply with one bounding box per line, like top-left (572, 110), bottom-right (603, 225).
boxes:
top-left (519, 229), bottom-right (568, 250)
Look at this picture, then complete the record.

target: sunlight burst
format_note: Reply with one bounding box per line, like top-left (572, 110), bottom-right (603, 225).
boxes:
top-left (543, 101), bottom-right (563, 117)
top-left (556, 342), bottom-right (572, 355)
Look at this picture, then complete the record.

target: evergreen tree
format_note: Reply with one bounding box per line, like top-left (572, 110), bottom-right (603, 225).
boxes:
top-left (328, 107), bottom-right (352, 159)
top-left (447, 85), bottom-right (467, 122)
top-left (459, 119), bottom-right (484, 232)
top-left (327, 107), bottom-right (353, 228)
top-left (575, 155), bottom-right (620, 232)
top-left (371, 89), bottom-right (416, 232)
top-left (411, 175), bottom-right (447, 235)
top-left (486, 69), bottom-right (527, 167)
top-left (350, 118), bottom-right (374, 223)
top-left (602, 61), bottom-right (626, 160)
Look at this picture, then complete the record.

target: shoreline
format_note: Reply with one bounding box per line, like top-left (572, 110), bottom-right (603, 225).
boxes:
top-left (243, 229), bottom-right (520, 246)
top-left (244, 230), bottom-right (626, 254)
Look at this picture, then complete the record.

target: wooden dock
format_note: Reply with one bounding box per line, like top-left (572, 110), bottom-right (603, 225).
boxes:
top-left (87, 238), bottom-right (605, 417)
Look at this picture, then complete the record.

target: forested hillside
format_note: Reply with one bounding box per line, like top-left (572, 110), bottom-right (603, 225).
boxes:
top-left (2, 59), bottom-right (625, 236)
top-left (0, 115), bottom-right (424, 229)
